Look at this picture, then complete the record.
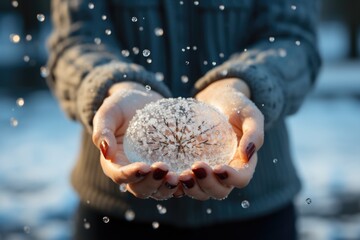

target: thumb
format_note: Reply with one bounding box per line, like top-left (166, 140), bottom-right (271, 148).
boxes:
top-left (92, 97), bottom-right (124, 161)
top-left (225, 94), bottom-right (264, 163)
top-left (238, 113), bottom-right (264, 162)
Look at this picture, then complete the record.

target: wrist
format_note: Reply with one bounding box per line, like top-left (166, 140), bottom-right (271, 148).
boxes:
top-left (108, 81), bottom-right (148, 96)
top-left (218, 78), bottom-right (251, 98)
top-left (198, 78), bottom-right (251, 99)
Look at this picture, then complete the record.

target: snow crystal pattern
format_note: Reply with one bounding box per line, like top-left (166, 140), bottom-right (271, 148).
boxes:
top-left (124, 98), bottom-right (237, 174)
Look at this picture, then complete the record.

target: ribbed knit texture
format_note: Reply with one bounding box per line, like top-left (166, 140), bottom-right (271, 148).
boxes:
top-left (71, 120), bottom-right (301, 227)
top-left (47, 0), bottom-right (321, 227)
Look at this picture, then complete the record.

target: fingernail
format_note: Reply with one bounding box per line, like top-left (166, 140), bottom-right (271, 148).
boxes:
top-left (246, 142), bottom-right (256, 162)
top-left (192, 168), bottom-right (207, 179)
top-left (100, 140), bottom-right (109, 159)
top-left (180, 178), bottom-right (195, 189)
top-left (153, 168), bottom-right (168, 180)
top-left (135, 170), bottom-right (150, 178)
top-left (215, 171), bottom-right (228, 180)
top-left (165, 182), bottom-right (177, 189)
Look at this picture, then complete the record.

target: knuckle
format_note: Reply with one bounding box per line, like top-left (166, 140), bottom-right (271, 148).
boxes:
top-left (199, 196), bottom-right (210, 201)
top-left (113, 175), bottom-right (124, 185)
top-left (92, 132), bottom-right (101, 144)
top-left (236, 176), bottom-right (251, 188)
top-left (192, 195), bottom-right (210, 201)
top-left (133, 192), bottom-right (150, 199)
top-left (151, 193), bottom-right (171, 201)
top-left (212, 192), bottom-right (228, 200)
top-left (257, 135), bottom-right (264, 148)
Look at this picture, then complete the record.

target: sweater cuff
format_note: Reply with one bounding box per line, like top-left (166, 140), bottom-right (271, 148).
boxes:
top-left (77, 61), bottom-right (172, 133)
top-left (192, 56), bottom-right (285, 130)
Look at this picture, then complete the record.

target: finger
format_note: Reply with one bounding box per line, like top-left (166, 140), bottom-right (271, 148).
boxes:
top-left (150, 171), bottom-right (179, 200)
top-left (227, 96), bottom-right (264, 162)
top-left (238, 110), bottom-right (264, 162)
top-left (173, 186), bottom-right (185, 198)
top-left (100, 155), bottom-right (151, 184)
top-left (92, 96), bottom-right (124, 160)
top-left (179, 170), bottom-right (210, 201)
top-left (191, 162), bottom-right (232, 200)
top-left (213, 152), bottom-right (258, 189)
top-left (127, 162), bottom-right (169, 198)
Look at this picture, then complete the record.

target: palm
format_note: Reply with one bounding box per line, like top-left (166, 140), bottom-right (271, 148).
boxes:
top-left (96, 89), bottom-right (157, 164)
top-left (113, 134), bottom-right (128, 166)
top-left (93, 87), bottom-right (182, 200)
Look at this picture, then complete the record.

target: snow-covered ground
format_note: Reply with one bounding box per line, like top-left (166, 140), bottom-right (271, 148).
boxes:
top-left (0, 61), bottom-right (360, 240)
top-left (0, 91), bottom-right (80, 240)
top-left (289, 62), bottom-right (360, 240)
top-left (290, 97), bottom-right (360, 240)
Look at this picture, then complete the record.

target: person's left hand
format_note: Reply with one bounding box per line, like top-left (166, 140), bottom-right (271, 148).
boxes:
top-left (178, 78), bottom-right (264, 200)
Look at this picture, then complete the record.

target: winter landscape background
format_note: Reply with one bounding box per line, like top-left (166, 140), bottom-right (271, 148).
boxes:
top-left (1, 1), bottom-right (360, 239)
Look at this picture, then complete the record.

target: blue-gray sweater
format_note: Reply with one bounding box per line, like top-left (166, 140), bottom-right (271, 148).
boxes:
top-left (46, 0), bottom-right (321, 226)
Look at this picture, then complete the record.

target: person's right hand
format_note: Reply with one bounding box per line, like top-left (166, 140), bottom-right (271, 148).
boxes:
top-left (92, 82), bottom-right (180, 200)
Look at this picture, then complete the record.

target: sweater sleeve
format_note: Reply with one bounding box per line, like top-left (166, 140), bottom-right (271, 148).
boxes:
top-left (46, 0), bottom-right (172, 133)
top-left (192, 0), bottom-right (322, 130)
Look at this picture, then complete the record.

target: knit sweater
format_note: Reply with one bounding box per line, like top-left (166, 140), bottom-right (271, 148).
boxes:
top-left (46, 0), bottom-right (321, 227)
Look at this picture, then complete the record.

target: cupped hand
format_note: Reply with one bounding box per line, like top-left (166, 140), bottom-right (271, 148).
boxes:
top-left (179, 78), bottom-right (264, 200)
top-left (92, 82), bottom-right (179, 200)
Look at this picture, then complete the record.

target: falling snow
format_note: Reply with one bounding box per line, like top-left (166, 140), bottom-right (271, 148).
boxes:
top-left (94, 37), bottom-right (101, 45)
top-left (16, 98), bottom-right (25, 107)
top-left (142, 49), bottom-right (151, 57)
top-left (9, 34), bottom-right (20, 43)
top-left (11, 0), bottom-right (18, 8)
top-left (131, 17), bottom-right (138, 22)
top-left (125, 210), bottom-right (135, 221)
top-left (88, 3), bottom-right (94, 9)
top-left (152, 221), bottom-right (160, 229)
top-left (121, 49), bottom-right (130, 57)
top-left (36, 14), bottom-right (45, 22)
top-left (105, 29), bottom-right (112, 35)
top-left (241, 200), bottom-right (250, 208)
top-left (25, 34), bottom-right (32, 41)
top-left (154, 28), bottom-right (164, 36)
top-left (102, 216), bottom-right (110, 223)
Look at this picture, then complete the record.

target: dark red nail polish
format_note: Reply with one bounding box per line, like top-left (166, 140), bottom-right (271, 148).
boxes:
top-left (100, 140), bottom-right (109, 159)
top-left (215, 171), bottom-right (228, 180)
top-left (246, 142), bottom-right (256, 162)
top-left (135, 170), bottom-right (150, 178)
top-left (153, 168), bottom-right (168, 180)
top-left (180, 178), bottom-right (195, 189)
top-left (193, 168), bottom-right (207, 179)
top-left (165, 182), bottom-right (177, 189)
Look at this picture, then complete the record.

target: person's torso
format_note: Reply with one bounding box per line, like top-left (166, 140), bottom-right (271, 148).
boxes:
top-left (71, 0), bottom-right (302, 226)
top-left (108, 0), bottom-right (254, 96)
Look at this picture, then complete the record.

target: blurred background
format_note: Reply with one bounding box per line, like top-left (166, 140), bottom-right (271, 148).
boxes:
top-left (0, 0), bottom-right (359, 239)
